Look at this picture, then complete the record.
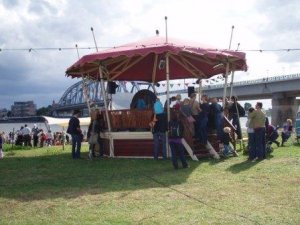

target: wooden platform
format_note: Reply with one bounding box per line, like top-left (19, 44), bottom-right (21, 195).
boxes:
top-left (97, 109), bottom-right (237, 159)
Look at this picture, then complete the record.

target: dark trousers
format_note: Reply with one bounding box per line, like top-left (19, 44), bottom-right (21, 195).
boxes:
top-left (232, 114), bottom-right (242, 139)
top-left (254, 127), bottom-right (266, 159)
top-left (90, 137), bottom-right (105, 157)
top-left (71, 134), bottom-right (81, 159)
top-left (33, 135), bottom-right (39, 147)
top-left (169, 142), bottom-right (188, 169)
top-left (215, 115), bottom-right (224, 141)
top-left (197, 117), bottom-right (208, 145)
top-left (248, 132), bottom-right (255, 160)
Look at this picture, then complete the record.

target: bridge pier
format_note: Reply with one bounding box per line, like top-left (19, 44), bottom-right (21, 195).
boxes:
top-left (271, 93), bottom-right (299, 126)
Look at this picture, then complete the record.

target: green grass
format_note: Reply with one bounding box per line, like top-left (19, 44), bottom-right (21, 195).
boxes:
top-left (0, 142), bottom-right (300, 225)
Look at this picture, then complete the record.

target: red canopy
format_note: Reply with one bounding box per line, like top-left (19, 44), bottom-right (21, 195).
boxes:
top-left (66, 36), bottom-right (247, 82)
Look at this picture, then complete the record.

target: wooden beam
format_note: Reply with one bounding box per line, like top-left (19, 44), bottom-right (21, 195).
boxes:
top-left (182, 138), bottom-right (199, 161)
top-left (181, 52), bottom-right (215, 65)
top-left (169, 54), bottom-right (199, 78)
top-left (179, 54), bottom-right (206, 77)
top-left (110, 55), bottom-right (147, 80)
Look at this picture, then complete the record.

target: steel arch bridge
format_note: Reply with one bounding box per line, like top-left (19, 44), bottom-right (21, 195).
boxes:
top-left (52, 73), bottom-right (300, 117)
top-left (52, 80), bottom-right (156, 117)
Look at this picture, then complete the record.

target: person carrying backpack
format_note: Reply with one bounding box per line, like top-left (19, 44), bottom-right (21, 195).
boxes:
top-left (168, 112), bottom-right (189, 169)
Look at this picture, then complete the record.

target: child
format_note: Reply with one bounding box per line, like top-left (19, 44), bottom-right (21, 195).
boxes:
top-left (168, 112), bottom-right (189, 169)
top-left (0, 132), bottom-right (4, 159)
top-left (222, 127), bottom-right (238, 157)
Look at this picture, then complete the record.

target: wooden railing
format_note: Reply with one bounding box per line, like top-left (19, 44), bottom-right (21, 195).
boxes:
top-left (105, 109), bottom-right (153, 130)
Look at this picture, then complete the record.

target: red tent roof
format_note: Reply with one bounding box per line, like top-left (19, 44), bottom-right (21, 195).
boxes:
top-left (66, 36), bottom-right (247, 82)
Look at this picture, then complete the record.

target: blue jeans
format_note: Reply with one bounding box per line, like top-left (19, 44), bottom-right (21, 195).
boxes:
top-left (169, 142), bottom-right (188, 169)
top-left (223, 144), bottom-right (233, 155)
top-left (254, 128), bottom-right (266, 159)
top-left (153, 132), bottom-right (167, 159)
top-left (248, 132), bottom-right (255, 160)
top-left (71, 134), bottom-right (81, 159)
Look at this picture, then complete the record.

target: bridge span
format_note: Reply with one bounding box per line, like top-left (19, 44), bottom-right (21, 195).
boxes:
top-left (54, 73), bottom-right (300, 126)
top-left (160, 73), bottom-right (300, 126)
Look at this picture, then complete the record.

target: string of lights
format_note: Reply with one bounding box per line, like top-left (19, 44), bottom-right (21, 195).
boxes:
top-left (0, 46), bottom-right (300, 52)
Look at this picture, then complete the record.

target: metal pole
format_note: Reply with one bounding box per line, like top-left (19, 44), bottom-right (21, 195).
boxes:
top-left (166, 53), bottom-right (170, 157)
top-left (222, 62), bottom-right (230, 107)
top-left (228, 25), bottom-right (234, 50)
top-left (91, 27), bottom-right (99, 52)
top-left (198, 79), bottom-right (202, 102)
top-left (166, 54), bottom-right (170, 123)
top-left (229, 68), bottom-right (235, 99)
top-left (229, 43), bottom-right (240, 99)
top-left (223, 25), bottom-right (234, 107)
top-left (165, 16), bottom-right (168, 44)
top-left (99, 65), bottom-right (114, 157)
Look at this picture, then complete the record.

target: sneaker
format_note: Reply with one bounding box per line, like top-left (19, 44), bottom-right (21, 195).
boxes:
top-left (251, 157), bottom-right (258, 162)
top-left (88, 151), bottom-right (93, 159)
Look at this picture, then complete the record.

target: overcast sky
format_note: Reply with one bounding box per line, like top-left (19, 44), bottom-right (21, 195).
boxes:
top-left (0, 0), bottom-right (300, 109)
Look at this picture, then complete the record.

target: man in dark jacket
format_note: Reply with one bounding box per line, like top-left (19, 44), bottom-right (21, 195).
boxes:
top-left (229, 96), bottom-right (245, 139)
top-left (67, 109), bottom-right (82, 159)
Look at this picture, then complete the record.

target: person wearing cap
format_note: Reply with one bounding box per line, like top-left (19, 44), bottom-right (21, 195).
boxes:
top-left (67, 109), bottom-right (82, 159)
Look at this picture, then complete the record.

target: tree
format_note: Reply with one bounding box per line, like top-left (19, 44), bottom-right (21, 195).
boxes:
top-left (37, 105), bottom-right (52, 116)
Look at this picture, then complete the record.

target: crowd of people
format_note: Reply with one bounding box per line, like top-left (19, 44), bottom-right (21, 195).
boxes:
top-left (0, 124), bottom-right (70, 148)
top-left (148, 94), bottom-right (247, 168)
top-left (2, 93), bottom-right (293, 167)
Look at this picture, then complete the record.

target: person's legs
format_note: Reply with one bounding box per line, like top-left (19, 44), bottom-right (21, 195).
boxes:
top-left (223, 144), bottom-right (230, 156)
top-left (216, 115), bottom-right (224, 141)
top-left (248, 132), bottom-right (256, 160)
top-left (33, 136), bottom-right (38, 147)
top-left (254, 128), bottom-right (265, 159)
top-left (71, 135), bottom-right (76, 159)
top-left (169, 142), bottom-right (178, 169)
top-left (177, 143), bottom-right (188, 168)
top-left (75, 136), bottom-right (81, 158)
top-left (153, 133), bottom-right (160, 160)
top-left (160, 132), bottom-right (167, 159)
top-left (232, 114), bottom-right (242, 139)
top-left (71, 134), bottom-right (81, 159)
top-left (98, 138), bottom-right (105, 157)
top-left (198, 117), bottom-right (208, 145)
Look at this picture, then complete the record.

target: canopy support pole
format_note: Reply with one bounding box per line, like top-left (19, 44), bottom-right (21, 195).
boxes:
top-left (166, 53), bottom-right (170, 157)
top-left (229, 69), bottom-right (235, 99)
top-left (198, 79), bottom-right (202, 102)
top-left (98, 65), bottom-right (114, 157)
top-left (222, 62), bottom-right (230, 107)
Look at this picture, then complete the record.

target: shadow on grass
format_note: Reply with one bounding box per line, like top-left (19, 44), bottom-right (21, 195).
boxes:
top-left (226, 154), bottom-right (274, 174)
top-left (0, 149), bottom-right (198, 202)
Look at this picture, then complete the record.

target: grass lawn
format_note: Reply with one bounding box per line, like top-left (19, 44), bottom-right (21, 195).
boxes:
top-left (0, 142), bottom-right (300, 225)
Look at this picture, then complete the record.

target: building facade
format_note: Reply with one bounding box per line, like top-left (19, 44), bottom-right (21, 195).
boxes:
top-left (0, 108), bottom-right (8, 118)
top-left (11, 101), bottom-right (37, 117)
